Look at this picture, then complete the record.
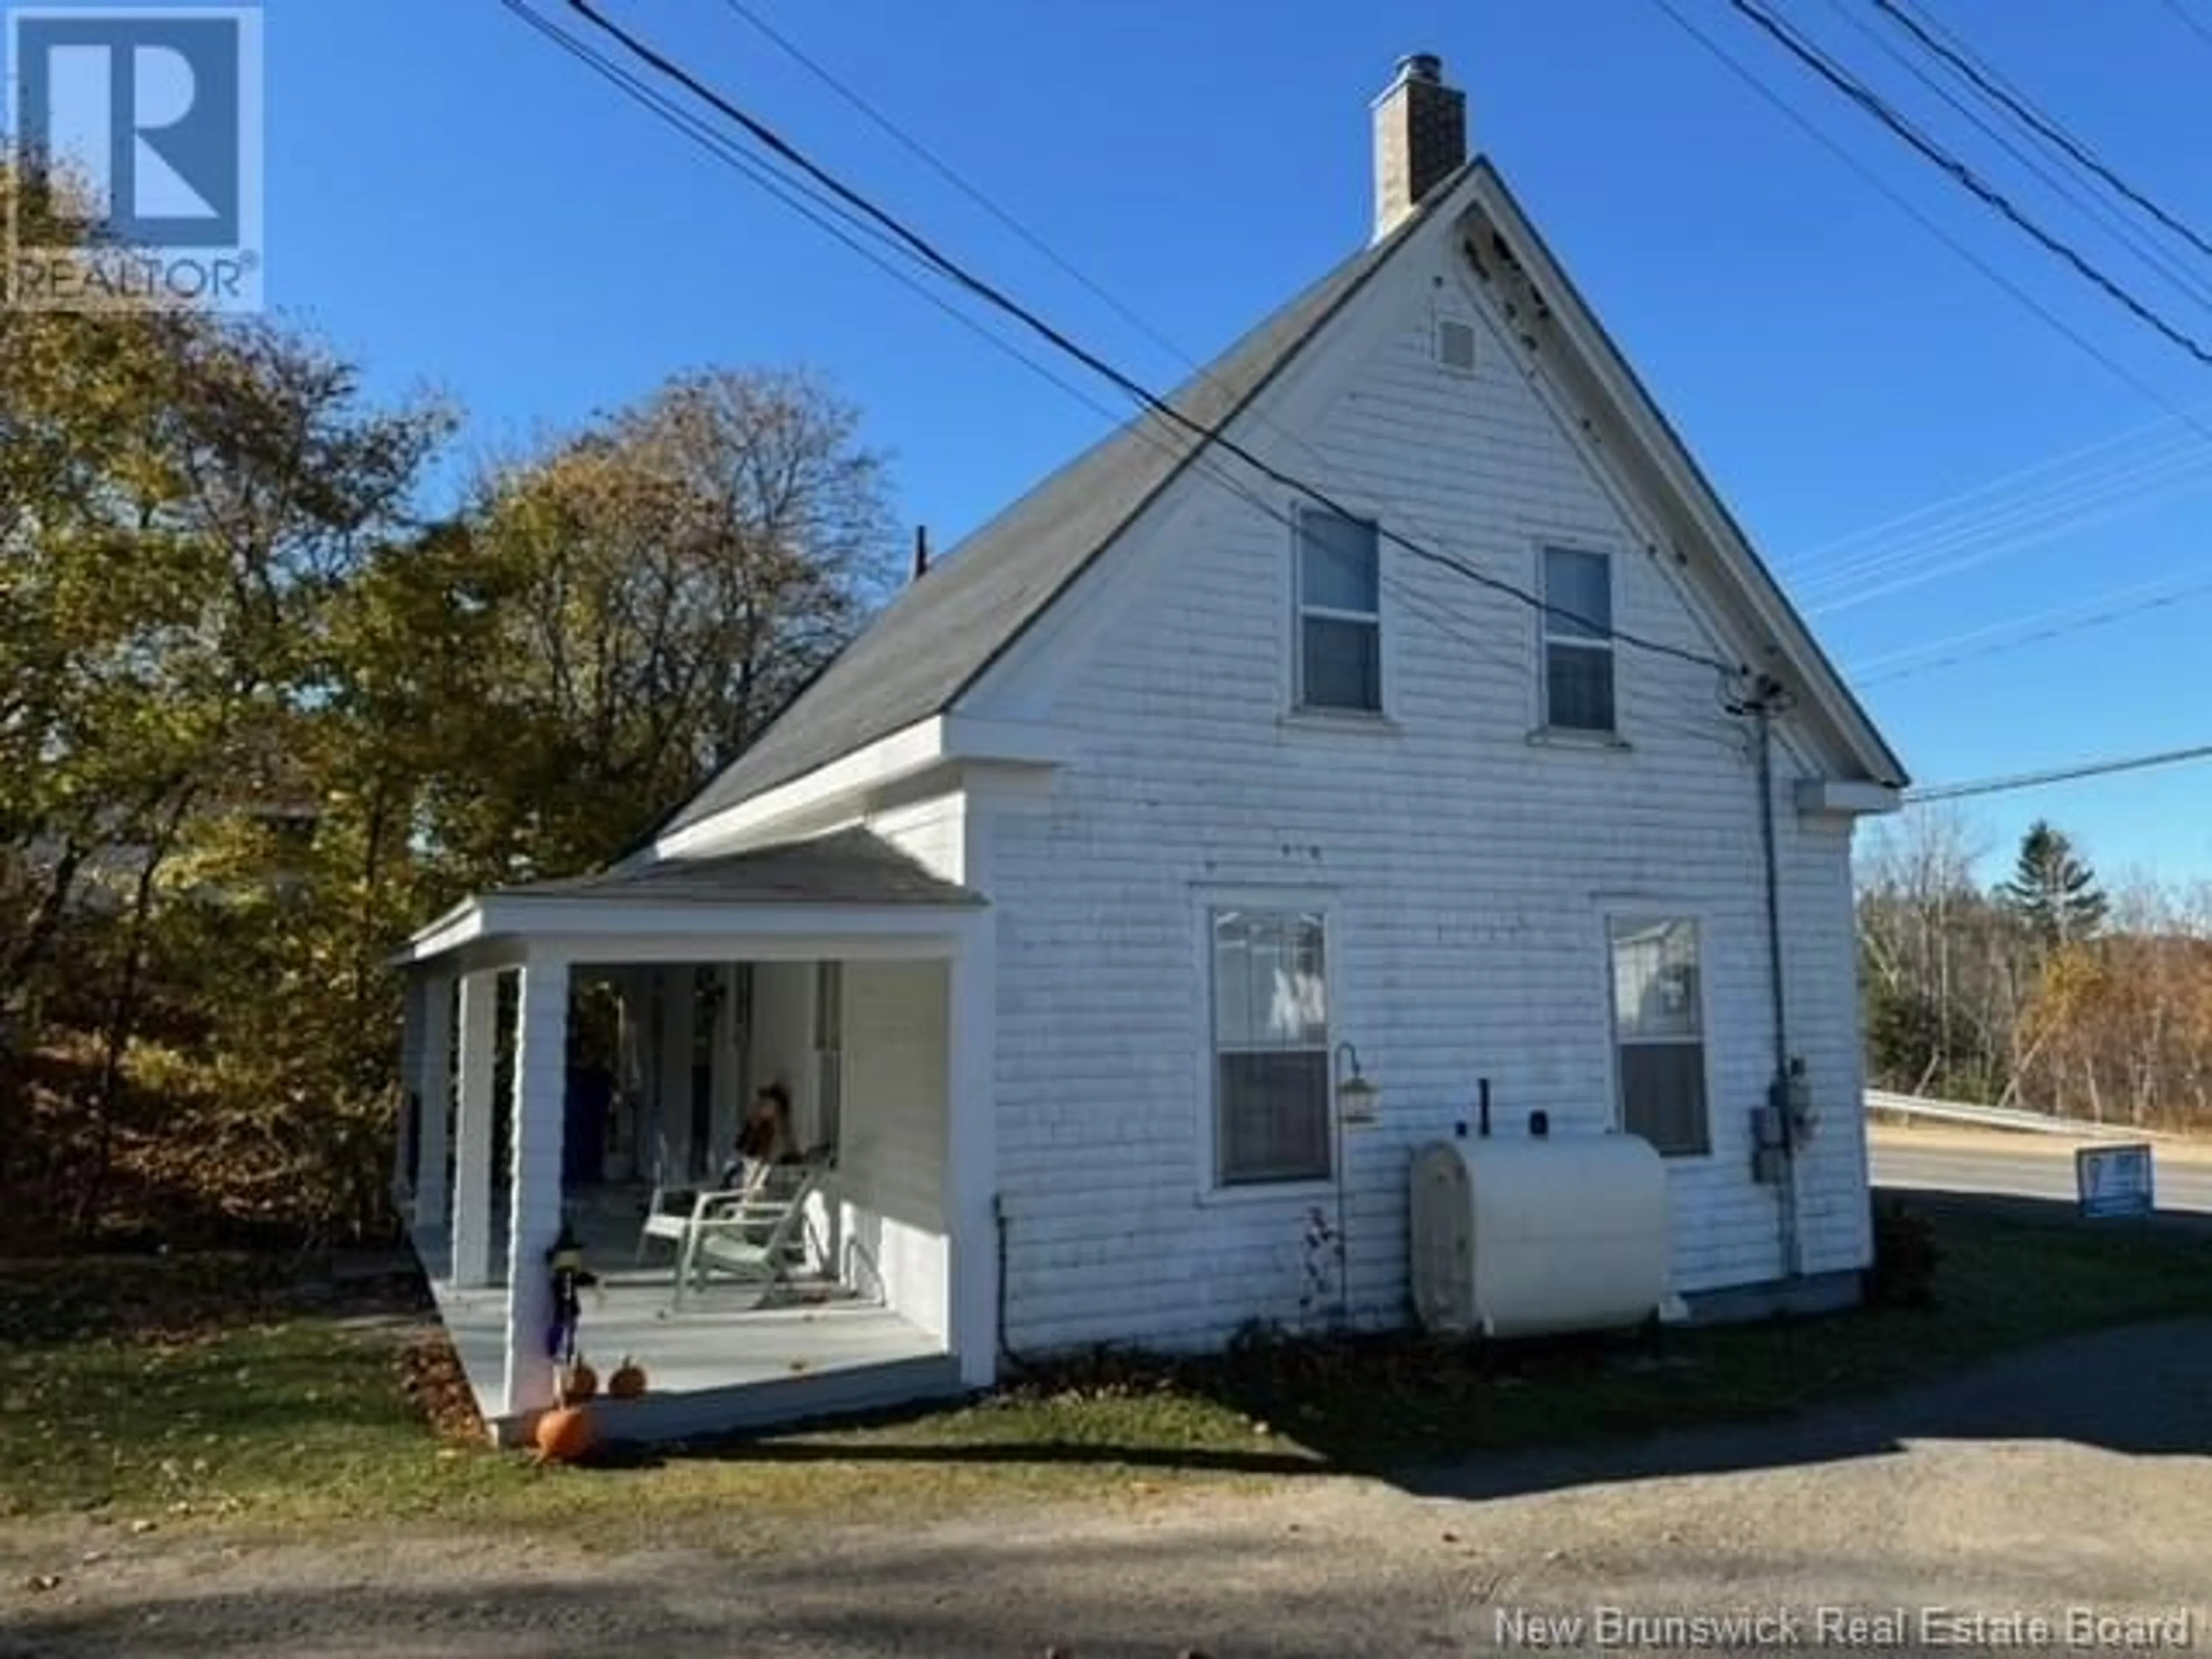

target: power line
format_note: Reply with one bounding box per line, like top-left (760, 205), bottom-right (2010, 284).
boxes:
top-left (493, 0), bottom-right (1115, 410)
top-left (711, 0), bottom-right (1636, 694)
top-left (1852, 567), bottom-right (2212, 684)
top-left (540, 0), bottom-right (2212, 803)
top-left (1833, 0), bottom-right (2212, 320)
top-left (1794, 434), bottom-right (2212, 593)
top-left (1654, 0), bottom-right (2212, 641)
top-left (1906, 741), bottom-right (2212, 804)
top-left (1781, 402), bottom-right (2209, 569)
top-left (1797, 445), bottom-right (2212, 613)
top-left (1646, 0), bottom-right (2200, 436)
top-left (1876, 0), bottom-right (2212, 268)
top-left (1722, 0), bottom-right (2212, 368)
top-left (500, 1), bottom-right (1663, 741)
top-left (551, 0), bottom-right (1737, 678)
top-left (2158, 0), bottom-right (2212, 54)
top-left (714, 0), bottom-right (1207, 380)
top-left (713, 5), bottom-right (1758, 744)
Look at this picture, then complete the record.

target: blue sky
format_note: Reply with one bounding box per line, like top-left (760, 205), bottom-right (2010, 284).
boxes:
top-left (268, 1), bottom-right (2212, 885)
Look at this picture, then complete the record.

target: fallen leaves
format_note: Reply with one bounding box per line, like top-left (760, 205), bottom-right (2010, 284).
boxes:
top-left (395, 1330), bottom-right (485, 1444)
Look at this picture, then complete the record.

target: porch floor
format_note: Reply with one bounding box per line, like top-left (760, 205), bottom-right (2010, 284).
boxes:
top-left (411, 1205), bottom-right (959, 1444)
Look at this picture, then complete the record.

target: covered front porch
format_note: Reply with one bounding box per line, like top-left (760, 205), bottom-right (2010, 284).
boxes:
top-left (389, 831), bottom-right (996, 1445)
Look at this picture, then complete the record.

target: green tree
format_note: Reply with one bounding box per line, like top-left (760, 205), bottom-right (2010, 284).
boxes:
top-left (1997, 819), bottom-right (2108, 948)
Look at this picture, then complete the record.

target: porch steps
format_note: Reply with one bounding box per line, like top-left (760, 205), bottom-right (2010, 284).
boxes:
top-left (490, 1353), bottom-right (969, 1448)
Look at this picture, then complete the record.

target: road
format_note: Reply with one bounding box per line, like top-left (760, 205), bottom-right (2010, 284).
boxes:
top-left (1870, 1122), bottom-right (2212, 1214)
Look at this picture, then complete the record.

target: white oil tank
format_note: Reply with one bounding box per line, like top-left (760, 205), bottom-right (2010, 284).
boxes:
top-left (1409, 1132), bottom-right (1671, 1339)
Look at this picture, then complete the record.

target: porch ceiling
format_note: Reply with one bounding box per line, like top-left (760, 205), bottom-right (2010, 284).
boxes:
top-left (395, 827), bottom-right (984, 968)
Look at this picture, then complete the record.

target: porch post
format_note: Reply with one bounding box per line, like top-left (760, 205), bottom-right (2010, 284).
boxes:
top-left (657, 965), bottom-right (696, 1180)
top-left (450, 969), bottom-right (501, 1287)
top-left (502, 952), bottom-right (570, 1418)
top-left (943, 926), bottom-right (998, 1388)
top-left (393, 975), bottom-right (425, 1208)
top-left (412, 974), bottom-right (454, 1229)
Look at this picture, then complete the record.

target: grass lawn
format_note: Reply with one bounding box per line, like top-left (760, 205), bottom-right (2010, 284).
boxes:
top-left (3, 1202), bottom-right (2209, 1543)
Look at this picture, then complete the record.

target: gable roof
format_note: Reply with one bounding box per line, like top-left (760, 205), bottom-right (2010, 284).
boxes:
top-left (657, 172), bottom-right (1460, 836)
top-left (661, 154), bottom-right (1904, 842)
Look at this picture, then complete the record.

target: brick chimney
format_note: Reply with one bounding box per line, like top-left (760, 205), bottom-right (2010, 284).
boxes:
top-left (1372, 54), bottom-right (1467, 241)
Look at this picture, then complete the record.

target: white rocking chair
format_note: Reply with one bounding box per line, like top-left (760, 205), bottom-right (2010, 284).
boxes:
top-left (669, 1158), bottom-right (833, 1310)
top-left (635, 1143), bottom-right (768, 1265)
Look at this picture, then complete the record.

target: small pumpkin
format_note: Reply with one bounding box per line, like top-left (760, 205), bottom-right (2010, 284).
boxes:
top-left (558, 1358), bottom-right (599, 1403)
top-left (607, 1355), bottom-right (647, 1400)
top-left (533, 1402), bottom-right (594, 1464)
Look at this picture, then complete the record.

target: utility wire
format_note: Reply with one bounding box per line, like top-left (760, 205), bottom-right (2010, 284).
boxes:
top-left (1723, 0), bottom-right (2212, 368)
top-left (1647, 0), bottom-right (2203, 436)
top-left (1657, 0), bottom-right (2212, 642)
top-left (1832, 0), bottom-right (2212, 319)
top-left (715, 0), bottom-right (1207, 380)
top-left (493, 0), bottom-right (1115, 411)
top-left (1782, 401), bottom-right (2210, 567)
top-left (1875, 0), bottom-right (2212, 266)
top-left (2159, 0), bottom-right (2212, 52)
top-left (1853, 569), bottom-right (2212, 685)
top-left (1906, 741), bottom-right (2212, 803)
top-left (554, 0), bottom-right (1737, 677)
top-left (1796, 435), bottom-right (2212, 590)
top-left (712, 3), bottom-right (1757, 739)
top-left (499, 1), bottom-right (1615, 729)
top-left (1796, 444), bottom-right (2212, 611)
top-left (713, 0), bottom-right (1623, 690)
top-left (522, 0), bottom-right (2209, 752)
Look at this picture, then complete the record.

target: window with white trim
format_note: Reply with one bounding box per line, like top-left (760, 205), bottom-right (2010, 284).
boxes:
top-left (1211, 908), bottom-right (1331, 1185)
top-left (1608, 916), bottom-right (1710, 1156)
top-left (1295, 509), bottom-right (1382, 714)
top-left (1542, 546), bottom-right (1616, 733)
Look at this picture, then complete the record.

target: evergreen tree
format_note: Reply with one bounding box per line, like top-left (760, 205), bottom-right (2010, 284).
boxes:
top-left (1997, 820), bottom-right (2108, 946)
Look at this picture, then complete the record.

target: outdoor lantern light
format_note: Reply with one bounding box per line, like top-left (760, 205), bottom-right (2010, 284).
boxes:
top-left (1334, 1041), bottom-right (1381, 1127)
top-left (1330, 1041), bottom-right (1382, 1327)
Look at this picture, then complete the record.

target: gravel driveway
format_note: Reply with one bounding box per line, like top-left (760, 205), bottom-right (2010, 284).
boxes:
top-left (9, 1319), bottom-right (2212, 1657)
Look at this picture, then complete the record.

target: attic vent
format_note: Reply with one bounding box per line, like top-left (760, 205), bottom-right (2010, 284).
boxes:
top-left (1437, 316), bottom-right (1478, 374)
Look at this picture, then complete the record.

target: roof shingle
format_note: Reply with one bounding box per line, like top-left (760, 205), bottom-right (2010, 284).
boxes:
top-left (502, 827), bottom-right (981, 908)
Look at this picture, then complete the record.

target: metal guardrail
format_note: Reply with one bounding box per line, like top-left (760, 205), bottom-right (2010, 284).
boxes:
top-left (1868, 1089), bottom-right (2162, 1141)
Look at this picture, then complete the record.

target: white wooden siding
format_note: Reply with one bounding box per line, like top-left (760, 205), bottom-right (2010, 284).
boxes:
top-left (836, 960), bottom-right (951, 1339)
top-left (968, 233), bottom-right (1876, 1354)
top-left (868, 793), bottom-right (967, 884)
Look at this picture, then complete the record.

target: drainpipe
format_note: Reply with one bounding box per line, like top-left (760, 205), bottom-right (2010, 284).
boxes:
top-left (993, 1191), bottom-right (1025, 1370)
top-left (1751, 684), bottom-right (1801, 1279)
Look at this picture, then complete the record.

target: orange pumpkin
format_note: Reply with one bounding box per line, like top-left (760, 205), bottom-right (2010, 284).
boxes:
top-left (607, 1355), bottom-right (647, 1400)
top-left (558, 1359), bottom-right (599, 1404)
top-left (533, 1403), bottom-right (594, 1464)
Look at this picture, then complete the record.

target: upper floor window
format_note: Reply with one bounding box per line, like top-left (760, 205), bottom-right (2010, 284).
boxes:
top-left (1295, 509), bottom-right (1382, 714)
top-left (1541, 547), bottom-right (1616, 733)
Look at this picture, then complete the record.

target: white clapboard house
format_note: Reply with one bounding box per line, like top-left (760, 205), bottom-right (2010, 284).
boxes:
top-left (392, 55), bottom-right (1906, 1443)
